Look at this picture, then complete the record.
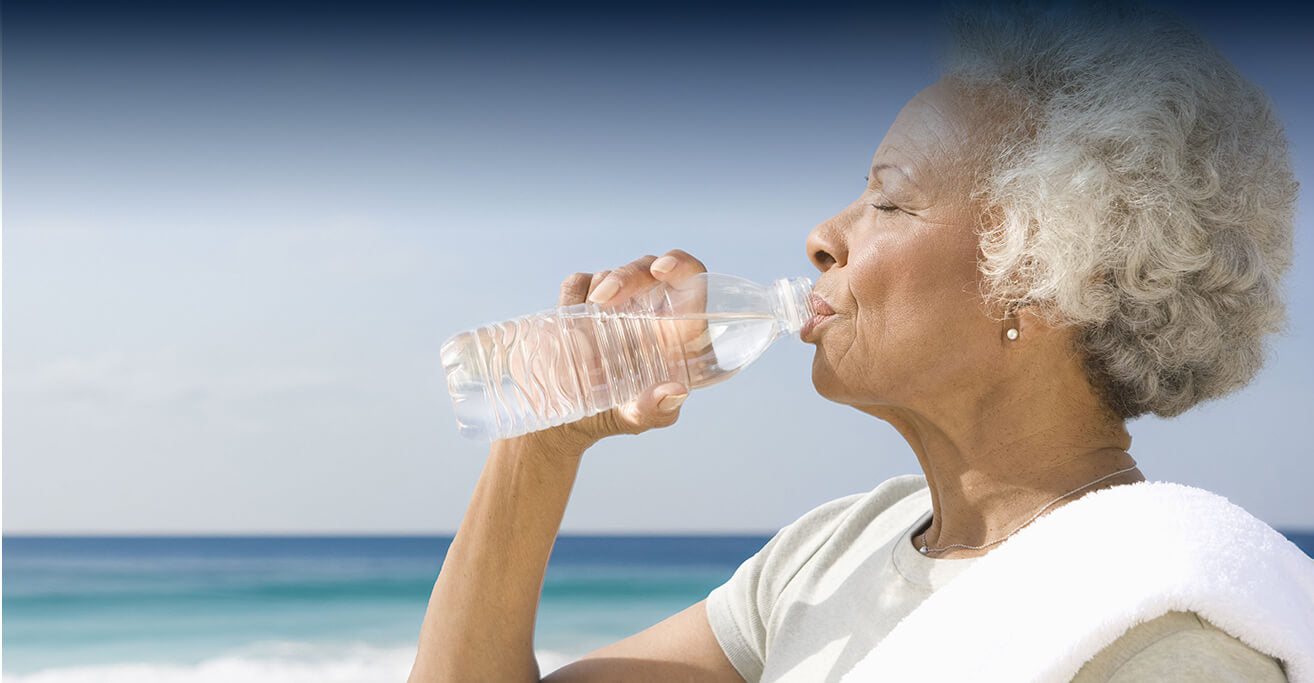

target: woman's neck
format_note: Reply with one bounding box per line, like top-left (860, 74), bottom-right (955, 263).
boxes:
top-left (871, 368), bottom-right (1143, 560)
top-left (916, 445), bottom-right (1142, 559)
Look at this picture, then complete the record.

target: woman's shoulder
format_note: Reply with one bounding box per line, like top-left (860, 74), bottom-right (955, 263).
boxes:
top-left (766, 474), bottom-right (928, 554)
top-left (796, 474), bottom-right (928, 522)
top-left (704, 475), bottom-right (933, 680)
top-left (735, 475), bottom-right (930, 593)
top-left (1072, 611), bottom-right (1288, 682)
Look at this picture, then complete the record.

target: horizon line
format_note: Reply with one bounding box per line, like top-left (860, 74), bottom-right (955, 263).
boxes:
top-left (6, 528), bottom-right (1314, 538)
top-left (1, 530), bottom-right (785, 538)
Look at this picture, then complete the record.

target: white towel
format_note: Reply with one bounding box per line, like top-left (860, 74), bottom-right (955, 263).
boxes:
top-left (839, 480), bottom-right (1314, 682)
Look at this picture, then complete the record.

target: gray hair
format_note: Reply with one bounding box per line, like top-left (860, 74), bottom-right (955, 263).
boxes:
top-left (944, 2), bottom-right (1297, 418)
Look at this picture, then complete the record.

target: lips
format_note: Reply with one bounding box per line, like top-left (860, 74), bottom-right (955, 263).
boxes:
top-left (809, 293), bottom-right (835, 317)
top-left (800, 292), bottom-right (836, 342)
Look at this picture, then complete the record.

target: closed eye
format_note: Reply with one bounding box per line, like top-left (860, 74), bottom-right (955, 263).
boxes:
top-left (864, 177), bottom-right (902, 213)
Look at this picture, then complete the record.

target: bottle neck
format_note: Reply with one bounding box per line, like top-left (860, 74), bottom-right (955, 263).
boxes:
top-left (770, 276), bottom-right (815, 334)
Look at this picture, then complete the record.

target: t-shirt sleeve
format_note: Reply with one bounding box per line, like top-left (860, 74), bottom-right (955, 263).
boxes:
top-left (705, 493), bottom-right (867, 682)
top-left (1076, 611), bottom-right (1288, 682)
top-left (1107, 628), bottom-right (1288, 682)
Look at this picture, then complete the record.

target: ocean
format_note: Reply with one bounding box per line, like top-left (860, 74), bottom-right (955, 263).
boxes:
top-left (4, 532), bottom-right (1312, 682)
top-left (1, 535), bottom-right (769, 682)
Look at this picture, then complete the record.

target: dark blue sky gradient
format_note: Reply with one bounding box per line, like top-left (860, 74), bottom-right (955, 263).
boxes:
top-left (4, 0), bottom-right (1312, 533)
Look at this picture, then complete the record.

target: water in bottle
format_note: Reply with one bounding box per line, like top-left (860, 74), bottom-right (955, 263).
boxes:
top-left (441, 273), bottom-right (815, 441)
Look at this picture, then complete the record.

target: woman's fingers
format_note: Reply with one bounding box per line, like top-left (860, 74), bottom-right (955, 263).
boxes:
top-left (559, 272), bottom-right (593, 306)
top-left (648, 249), bottom-right (708, 283)
top-left (586, 270), bottom-right (611, 302)
top-left (586, 250), bottom-right (708, 306)
top-left (560, 270), bottom-right (613, 306)
top-left (549, 252), bottom-right (704, 443)
top-left (588, 257), bottom-right (657, 305)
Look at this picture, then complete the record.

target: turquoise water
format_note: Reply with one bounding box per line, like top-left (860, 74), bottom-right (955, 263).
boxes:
top-left (5, 533), bottom-right (1311, 681)
top-left (1, 536), bottom-right (768, 681)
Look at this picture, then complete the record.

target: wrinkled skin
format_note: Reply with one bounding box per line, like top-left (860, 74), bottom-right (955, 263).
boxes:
top-left (802, 80), bottom-right (1140, 556)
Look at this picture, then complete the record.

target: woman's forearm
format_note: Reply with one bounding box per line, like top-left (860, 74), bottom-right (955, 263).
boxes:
top-left (409, 253), bottom-right (698, 681)
top-left (408, 430), bottom-right (594, 682)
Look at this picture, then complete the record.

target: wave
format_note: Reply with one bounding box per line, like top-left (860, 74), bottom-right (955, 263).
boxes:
top-left (2, 643), bottom-right (579, 683)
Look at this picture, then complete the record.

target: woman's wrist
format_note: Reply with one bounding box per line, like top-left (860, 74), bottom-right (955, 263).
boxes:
top-left (494, 425), bottom-right (595, 463)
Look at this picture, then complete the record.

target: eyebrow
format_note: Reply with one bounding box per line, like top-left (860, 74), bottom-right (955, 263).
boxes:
top-left (870, 163), bottom-right (914, 183)
top-left (869, 163), bottom-right (923, 194)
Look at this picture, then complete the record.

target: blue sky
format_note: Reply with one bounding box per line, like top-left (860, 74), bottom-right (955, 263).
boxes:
top-left (4, 1), bottom-right (1312, 533)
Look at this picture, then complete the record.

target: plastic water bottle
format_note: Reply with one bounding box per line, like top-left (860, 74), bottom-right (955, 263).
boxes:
top-left (441, 273), bottom-right (815, 441)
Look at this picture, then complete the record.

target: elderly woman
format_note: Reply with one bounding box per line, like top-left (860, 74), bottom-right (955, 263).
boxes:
top-left (409, 4), bottom-right (1310, 682)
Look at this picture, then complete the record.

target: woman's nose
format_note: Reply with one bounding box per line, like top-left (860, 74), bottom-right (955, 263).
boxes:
top-left (806, 208), bottom-right (851, 272)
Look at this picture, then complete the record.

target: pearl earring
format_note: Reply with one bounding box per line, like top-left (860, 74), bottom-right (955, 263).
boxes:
top-left (1006, 328), bottom-right (1019, 341)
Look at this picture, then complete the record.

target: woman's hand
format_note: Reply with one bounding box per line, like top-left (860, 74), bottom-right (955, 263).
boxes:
top-left (410, 249), bottom-right (725, 683)
top-left (540, 249), bottom-right (709, 448)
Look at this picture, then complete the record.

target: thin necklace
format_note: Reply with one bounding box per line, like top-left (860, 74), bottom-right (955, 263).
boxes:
top-left (919, 464), bottom-right (1139, 556)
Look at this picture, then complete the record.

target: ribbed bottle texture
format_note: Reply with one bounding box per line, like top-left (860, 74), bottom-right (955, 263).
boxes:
top-left (441, 274), bottom-right (813, 442)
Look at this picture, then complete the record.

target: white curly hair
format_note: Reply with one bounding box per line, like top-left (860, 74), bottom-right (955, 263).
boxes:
top-left (944, 1), bottom-right (1297, 418)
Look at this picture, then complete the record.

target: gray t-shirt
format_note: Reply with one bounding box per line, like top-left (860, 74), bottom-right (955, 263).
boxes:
top-left (706, 475), bottom-right (1287, 682)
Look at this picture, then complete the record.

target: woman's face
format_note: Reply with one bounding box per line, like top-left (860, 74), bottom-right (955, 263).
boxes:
top-left (804, 79), bottom-right (1009, 416)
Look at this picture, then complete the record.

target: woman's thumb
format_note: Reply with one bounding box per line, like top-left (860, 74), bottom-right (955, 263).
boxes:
top-left (617, 382), bottom-right (689, 432)
top-left (655, 383), bottom-right (690, 414)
